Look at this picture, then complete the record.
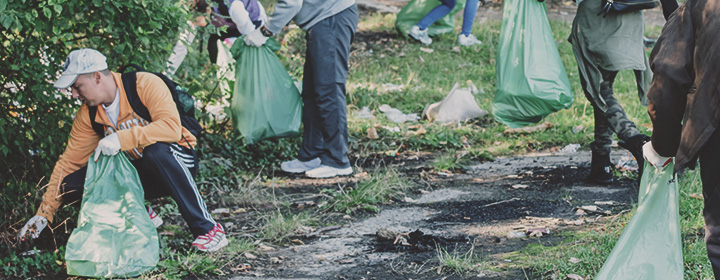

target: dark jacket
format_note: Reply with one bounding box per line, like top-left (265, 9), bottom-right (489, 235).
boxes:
top-left (647, 0), bottom-right (720, 172)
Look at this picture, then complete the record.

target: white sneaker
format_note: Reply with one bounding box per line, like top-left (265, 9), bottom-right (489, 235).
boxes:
top-left (409, 25), bottom-right (432, 45)
top-left (191, 223), bottom-right (229, 252)
top-left (458, 34), bottom-right (482, 46)
top-left (281, 158), bottom-right (321, 173)
top-left (147, 206), bottom-right (163, 228)
top-left (305, 165), bottom-right (353, 179)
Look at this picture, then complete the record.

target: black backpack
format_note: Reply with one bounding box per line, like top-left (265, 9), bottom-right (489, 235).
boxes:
top-left (88, 64), bottom-right (202, 145)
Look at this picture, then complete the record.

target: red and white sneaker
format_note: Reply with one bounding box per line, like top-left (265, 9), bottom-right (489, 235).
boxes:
top-left (147, 206), bottom-right (163, 228)
top-left (191, 223), bottom-right (229, 252)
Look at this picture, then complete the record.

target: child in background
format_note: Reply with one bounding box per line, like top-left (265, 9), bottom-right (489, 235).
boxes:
top-left (408, 0), bottom-right (482, 46)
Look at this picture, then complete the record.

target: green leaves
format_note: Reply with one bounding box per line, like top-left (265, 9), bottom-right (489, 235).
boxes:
top-left (2, 0), bottom-right (188, 260)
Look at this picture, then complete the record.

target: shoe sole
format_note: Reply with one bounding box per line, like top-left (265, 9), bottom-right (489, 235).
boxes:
top-left (306, 170), bottom-right (353, 179)
top-left (409, 33), bottom-right (431, 45)
top-left (196, 237), bottom-right (230, 253)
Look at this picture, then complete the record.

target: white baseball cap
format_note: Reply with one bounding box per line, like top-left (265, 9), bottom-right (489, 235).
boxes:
top-left (53, 48), bottom-right (109, 89)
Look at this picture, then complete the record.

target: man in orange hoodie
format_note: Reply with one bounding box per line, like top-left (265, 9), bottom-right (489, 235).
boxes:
top-left (17, 48), bottom-right (228, 252)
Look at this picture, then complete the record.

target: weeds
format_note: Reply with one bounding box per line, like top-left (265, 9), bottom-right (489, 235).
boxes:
top-left (0, 248), bottom-right (64, 278)
top-left (159, 249), bottom-right (223, 279)
top-left (257, 211), bottom-right (317, 244)
top-left (433, 151), bottom-right (470, 171)
top-left (322, 169), bottom-right (411, 214)
top-left (435, 243), bottom-right (484, 276)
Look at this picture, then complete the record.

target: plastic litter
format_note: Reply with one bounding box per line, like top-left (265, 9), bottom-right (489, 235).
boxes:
top-left (355, 106), bottom-right (375, 119)
top-left (395, 0), bottom-right (467, 38)
top-left (616, 151), bottom-right (639, 172)
top-left (594, 161), bottom-right (683, 280)
top-left (422, 83), bottom-right (488, 123)
top-left (379, 104), bottom-right (419, 123)
top-left (65, 154), bottom-right (159, 278)
top-left (230, 36), bottom-right (302, 144)
top-left (493, 0), bottom-right (573, 128)
top-left (559, 143), bottom-right (580, 153)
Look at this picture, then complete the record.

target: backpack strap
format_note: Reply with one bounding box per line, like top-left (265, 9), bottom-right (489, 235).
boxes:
top-left (88, 105), bottom-right (106, 136)
top-left (121, 71), bottom-right (152, 122)
top-left (120, 68), bottom-right (195, 150)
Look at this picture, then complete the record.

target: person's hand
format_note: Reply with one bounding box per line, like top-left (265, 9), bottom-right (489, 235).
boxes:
top-left (18, 215), bottom-right (48, 241)
top-left (643, 141), bottom-right (673, 170)
top-left (94, 133), bottom-right (120, 161)
top-left (244, 28), bottom-right (268, 47)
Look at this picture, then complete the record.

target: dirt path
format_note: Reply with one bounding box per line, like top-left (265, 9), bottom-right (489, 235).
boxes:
top-left (230, 149), bottom-right (639, 279)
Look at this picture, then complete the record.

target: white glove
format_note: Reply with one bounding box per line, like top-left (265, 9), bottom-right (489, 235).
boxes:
top-left (643, 141), bottom-right (673, 170)
top-left (18, 215), bottom-right (48, 240)
top-left (94, 133), bottom-right (121, 161)
top-left (244, 27), bottom-right (269, 47)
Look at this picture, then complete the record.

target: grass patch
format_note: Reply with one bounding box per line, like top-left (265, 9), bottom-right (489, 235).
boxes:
top-left (435, 244), bottom-right (485, 276)
top-left (257, 211), bottom-right (317, 245)
top-left (433, 150), bottom-right (471, 171)
top-left (322, 169), bottom-right (411, 214)
top-left (157, 237), bottom-right (256, 279)
top-left (518, 169), bottom-right (712, 279)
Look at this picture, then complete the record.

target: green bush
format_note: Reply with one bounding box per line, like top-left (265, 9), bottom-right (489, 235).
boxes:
top-left (1, 0), bottom-right (188, 255)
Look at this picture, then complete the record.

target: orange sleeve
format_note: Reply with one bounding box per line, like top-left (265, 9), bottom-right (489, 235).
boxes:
top-left (116, 73), bottom-right (185, 150)
top-left (36, 105), bottom-right (101, 222)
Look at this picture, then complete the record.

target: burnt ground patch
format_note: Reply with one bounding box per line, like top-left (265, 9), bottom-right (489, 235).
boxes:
top-left (426, 199), bottom-right (574, 224)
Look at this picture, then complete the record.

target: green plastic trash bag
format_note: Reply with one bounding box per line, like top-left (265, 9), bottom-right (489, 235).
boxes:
top-left (594, 161), bottom-right (683, 280)
top-left (493, 0), bottom-right (573, 128)
top-left (395, 0), bottom-right (467, 37)
top-left (65, 154), bottom-right (159, 278)
top-left (230, 36), bottom-right (302, 145)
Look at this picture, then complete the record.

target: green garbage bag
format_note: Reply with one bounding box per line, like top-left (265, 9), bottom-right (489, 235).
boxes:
top-left (65, 154), bottom-right (159, 278)
top-left (229, 36), bottom-right (302, 145)
top-left (395, 0), bottom-right (467, 37)
top-left (493, 0), bottom-right (573, 128)
top-left (594, 161), bottom-right (683, 280)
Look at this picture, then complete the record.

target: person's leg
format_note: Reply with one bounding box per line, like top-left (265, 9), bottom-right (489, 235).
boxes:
top-left (58, 167), bottom-right (88, 207)
top-left (578, 69), bottom-right (613, 184)
top-left (296, 33), bottom-right (324, 162)
top-left (417, 0), bottom-right (457, 30)
top-left (166, 23), bottom-right (197, 75)
top-left (597, 70), bottom-right (648, 173)
top-left (134, 143), bottom-right (215, 237)
top-left (597, 70), bottom-right (642, 141)
top-left (303, 5), bottom-right (358, 170)
top-left (461, 0), bottom-right (479, 36)
top-left (588, 105), bottom-right (614, 184)
top-left (208, 33), bottom-right (221, 64)
top-left (699, 128), bottom-right (720, 278)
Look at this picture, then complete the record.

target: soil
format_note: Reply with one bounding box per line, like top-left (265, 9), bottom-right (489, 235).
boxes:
top-left (225, 149), bottom-right (640, 280)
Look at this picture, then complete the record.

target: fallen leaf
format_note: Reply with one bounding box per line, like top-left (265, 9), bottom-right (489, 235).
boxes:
top-left (594, 201), bottom-right (615, 205)
top-left (291, 239), bottom-right (305, 245)
top-left (367, 127), bottom-right (379, 139)
top-left (420, 47), bottom-right (434, 53)
top-left (569, 257), bottom-right (581, 264)
top-left (566, 274), bottom-right (584, 280)
top-left (689, 193), bottom-right (704, 200)
top-left (244, 252), bottom-right (257, 259)
top-left (512, 184), bottom-right (529, 189)
top-left (258, 244), bottom-right (275, 251)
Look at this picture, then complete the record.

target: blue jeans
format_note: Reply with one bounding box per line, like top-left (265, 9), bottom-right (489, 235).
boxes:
top-left (417, 0), bottom-right (479, 36)
top-left (297, 5), bottom-right (358, 169)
